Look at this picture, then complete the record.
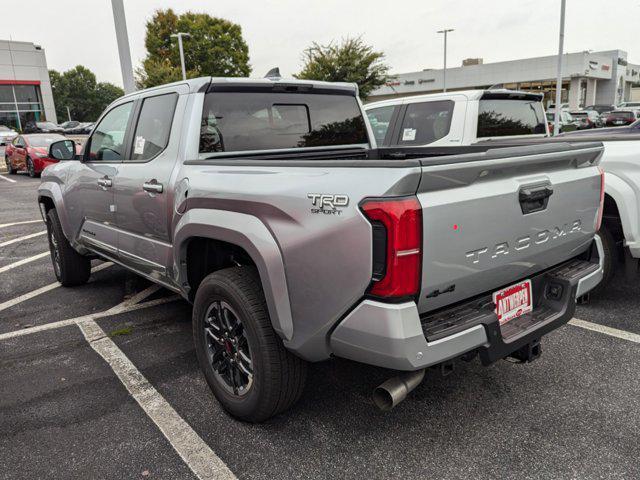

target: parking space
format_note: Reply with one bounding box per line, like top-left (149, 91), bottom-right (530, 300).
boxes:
top-left (1, 172), bottom-right (639, 479)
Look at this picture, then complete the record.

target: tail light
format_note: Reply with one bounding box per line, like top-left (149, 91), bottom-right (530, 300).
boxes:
top-left (596, 167), bottom-right (605, 231)
top-left (360, 196), bottom-right (422, 299)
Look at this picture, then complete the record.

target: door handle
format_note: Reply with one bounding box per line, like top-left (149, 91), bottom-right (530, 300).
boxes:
top-left (97, 177), bottom-right (112, 188)
top-left (519, 185), bottom-right (553, 214)
top-left (143, 181), bottom-right (163, 194)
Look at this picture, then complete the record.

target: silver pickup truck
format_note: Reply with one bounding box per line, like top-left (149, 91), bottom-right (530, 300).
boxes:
top-left (38, 77), bottom-right (604, 422)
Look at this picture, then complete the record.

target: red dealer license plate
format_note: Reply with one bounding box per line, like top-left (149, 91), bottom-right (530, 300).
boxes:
top-left (493, 280), bottom-right (533, 325)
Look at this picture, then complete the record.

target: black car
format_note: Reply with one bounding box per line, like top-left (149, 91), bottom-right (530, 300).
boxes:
top-left (23, 121), bottom-right (64, 134)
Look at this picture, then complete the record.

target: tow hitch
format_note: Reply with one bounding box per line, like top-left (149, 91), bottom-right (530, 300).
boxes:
top-left (507, 338), bottom-right (542, 363)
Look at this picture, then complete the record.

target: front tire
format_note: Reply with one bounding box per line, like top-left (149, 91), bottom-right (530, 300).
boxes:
top-left (46, 209), bottom-right (91, 286)
top-left (26, 156), bottom-right (39, 178)
top-left (5, 156), bottom-right (16, 174)
top-left (193, 267), bottom-right (307, 422)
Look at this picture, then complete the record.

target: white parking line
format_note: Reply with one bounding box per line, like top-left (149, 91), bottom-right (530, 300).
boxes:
top-left (0, 230), bottom-right (46, 247)
top-left (0, 251), bottom-right (49, 274)
top-left (78, 317), bottom-right (236, 480)
top-left (569, 318), bottom-right (640, 344)
top-left (0, 174), bottom-right (17, 183)
top-left (0, 294), bottom-right (179, 341)
top-left (73, 285), bottom-right (236, 480)
top-left (0, 261), bottom-right (113, 313)
top-left (0, 219), bottom-right (41, 229)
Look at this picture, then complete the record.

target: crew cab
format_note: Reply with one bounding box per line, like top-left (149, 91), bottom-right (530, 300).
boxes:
top-left (38, 77), bottom-right (604, 421)
top-left (364, 89), bottom-right (549, 147)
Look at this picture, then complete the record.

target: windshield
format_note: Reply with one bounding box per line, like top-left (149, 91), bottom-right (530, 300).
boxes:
top-left (200, 89), bottom-right (368, 155)
top-left (26, 135), bottom-right (65, 147)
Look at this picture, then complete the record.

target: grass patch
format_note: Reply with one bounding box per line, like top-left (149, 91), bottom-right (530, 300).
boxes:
top-left (109, 326), bottom-right (133, 337)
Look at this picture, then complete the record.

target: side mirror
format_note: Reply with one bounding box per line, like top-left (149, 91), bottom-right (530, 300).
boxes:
top-left (49, 139), bottom-right (77, 161)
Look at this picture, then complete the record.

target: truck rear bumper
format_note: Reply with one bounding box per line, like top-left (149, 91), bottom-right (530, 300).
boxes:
top-left (330, 238), bottom-right (603, 371)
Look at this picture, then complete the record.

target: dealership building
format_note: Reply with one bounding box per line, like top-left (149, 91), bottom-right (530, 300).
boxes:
top-left (369, 49), bottom-right (640, 109)
top-left (0, 40), bottom-right (57, 131)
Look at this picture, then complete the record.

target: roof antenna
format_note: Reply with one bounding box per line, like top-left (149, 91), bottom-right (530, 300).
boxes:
top-left (265, 67), bottom-right (281, 79)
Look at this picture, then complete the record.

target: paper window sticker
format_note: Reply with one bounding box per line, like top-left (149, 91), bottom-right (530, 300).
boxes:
top-left (402, 128), bottom-right (417, 141)
top-left (134, 136), bottom-right (146, 155)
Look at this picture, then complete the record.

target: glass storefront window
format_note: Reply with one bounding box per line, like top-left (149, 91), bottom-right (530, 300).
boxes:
top-left (0, 112), bottom-right (21, 130)
top-left (0, 84), bottom-right (46, 131)
top-left (0, 86), bottom-right (14, 103)
top-left (14, 85), bottom-right (40, 103)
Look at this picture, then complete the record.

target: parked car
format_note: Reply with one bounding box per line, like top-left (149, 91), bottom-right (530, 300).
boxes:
top-left (23, 121), bottom-right (64, 134)
top-left (583, 104), bottom-right (616, 115)
top-left (559, 118), bottom-right (640, 136)
top-left (39, 76), bottom-right (604, 421)
top-left (546, 111), bottom-right (580, 133)
top-left (67, 122), bottom-right (94, 135)
top-left (365, 89), bottom-right (549, 147)
top-left (5, 134), bottom-right (67, 177)
top-left (602, 110), bottom-right (640, 126)
top-left (59, 120), bottom-right (80, 130)
top-left (618, 101), bottom-right (640, 110)
top-left (569, 110), bottom-right (603, 129)
top-left (547, 103), bottom-right (570, 112)
top-left (0, 125), bottom-right (18, 145)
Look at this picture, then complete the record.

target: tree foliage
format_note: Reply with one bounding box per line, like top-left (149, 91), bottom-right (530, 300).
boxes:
top-left (295, 37), bottom-right (389, 99)
top-left (137, 8), bottom-right (251, 89)
top-left (49, 66), bottom-right (124, 122)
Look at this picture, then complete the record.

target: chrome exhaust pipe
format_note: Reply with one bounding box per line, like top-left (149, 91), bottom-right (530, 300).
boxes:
top-left (372, 369), bottom-right (426, 411)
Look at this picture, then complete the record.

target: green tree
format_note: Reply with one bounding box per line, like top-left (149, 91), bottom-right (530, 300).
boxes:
top-left (295, 37), bottom-right (390, 100)
top-left (137, 8), bottom-right (251, 89)
top-left (50, 66), bottom-right (124, 122)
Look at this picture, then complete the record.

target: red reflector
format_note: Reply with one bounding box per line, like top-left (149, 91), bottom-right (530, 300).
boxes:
top-left (361, 197), bottom-right (422, 298)
top-left (596, 167), bottom-right (605, 231)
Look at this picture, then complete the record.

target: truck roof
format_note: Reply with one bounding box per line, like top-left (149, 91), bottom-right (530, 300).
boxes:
top-left (119, 76), bottom-right (359, 99)
top-left (364, 89), bottom-right (543, 109)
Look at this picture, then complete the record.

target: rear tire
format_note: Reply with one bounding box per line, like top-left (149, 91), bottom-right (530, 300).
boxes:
top-left (5, 156), bottom-right (16, 174)
top-left (193, 267), bottom-right (307, 422)
top-left (46, 209), bottom-right (91, 286)
top-left (590, 225), bottom-right (616, 296)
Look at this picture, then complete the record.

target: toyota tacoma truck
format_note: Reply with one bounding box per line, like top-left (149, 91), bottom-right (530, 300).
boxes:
top-left (38, 77), bottom-right (604, 421)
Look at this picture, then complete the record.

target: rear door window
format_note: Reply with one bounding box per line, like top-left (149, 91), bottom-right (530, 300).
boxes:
top-left (130, 93), bottom-right (178, 161)
top-left (397, 101), bottom-right (454, 145)
top-left (199, 91), bottom-right (368, 154)
top-left (366, 105), bottom-right (396, 145)
top-left (477, 99), bottom-right (546, 137)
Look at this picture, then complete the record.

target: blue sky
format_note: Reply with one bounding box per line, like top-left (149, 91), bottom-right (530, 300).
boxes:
top-left (6, 0), bottom-right (640, 86)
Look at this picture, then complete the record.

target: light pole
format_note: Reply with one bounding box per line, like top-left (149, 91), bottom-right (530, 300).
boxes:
top-left (553, 0), bottom-right (566, 136)
top-left (110, 0), bottom-right (136, 94)
top-left (437, 28), bottom-right (454, 93)
top-left (171, 33), bottom-right (191, 80)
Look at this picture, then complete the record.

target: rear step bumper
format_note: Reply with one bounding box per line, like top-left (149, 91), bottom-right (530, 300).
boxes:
top-left (329, 236), bottom-right (603, 371)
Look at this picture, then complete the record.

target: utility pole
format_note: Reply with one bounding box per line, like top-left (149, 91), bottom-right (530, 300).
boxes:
top-left (437, 29), bottom-right (454, 93)
top-left (553, 0), bottom-right (566, 136)
top-left (66, 106), bottom-right (72, 122)
top-left (171, 33), bottom-right (191, 80)
top-left (110, 0), bottom-right (136, 94)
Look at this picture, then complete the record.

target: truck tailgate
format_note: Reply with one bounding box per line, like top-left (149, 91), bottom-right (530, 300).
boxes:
top-left (416, 143), bottom-right (603, 314)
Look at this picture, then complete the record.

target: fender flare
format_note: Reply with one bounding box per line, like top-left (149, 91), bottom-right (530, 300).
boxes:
top-left (37, 182), bottom-right (74, 241)
top-left (605, 172), bottom-right (640, 255)
top-left (173, 208), bottom-right (294, 341)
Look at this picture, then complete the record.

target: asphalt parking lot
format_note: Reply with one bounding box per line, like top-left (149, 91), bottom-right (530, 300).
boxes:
top-left (1, 164), bottom-right (639, 479)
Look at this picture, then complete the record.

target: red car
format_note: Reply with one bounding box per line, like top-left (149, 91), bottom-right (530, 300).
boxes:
top-left (603, 110), bottom-right (640, 127)
top-left (4, 134), bottom-right (68, 178)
